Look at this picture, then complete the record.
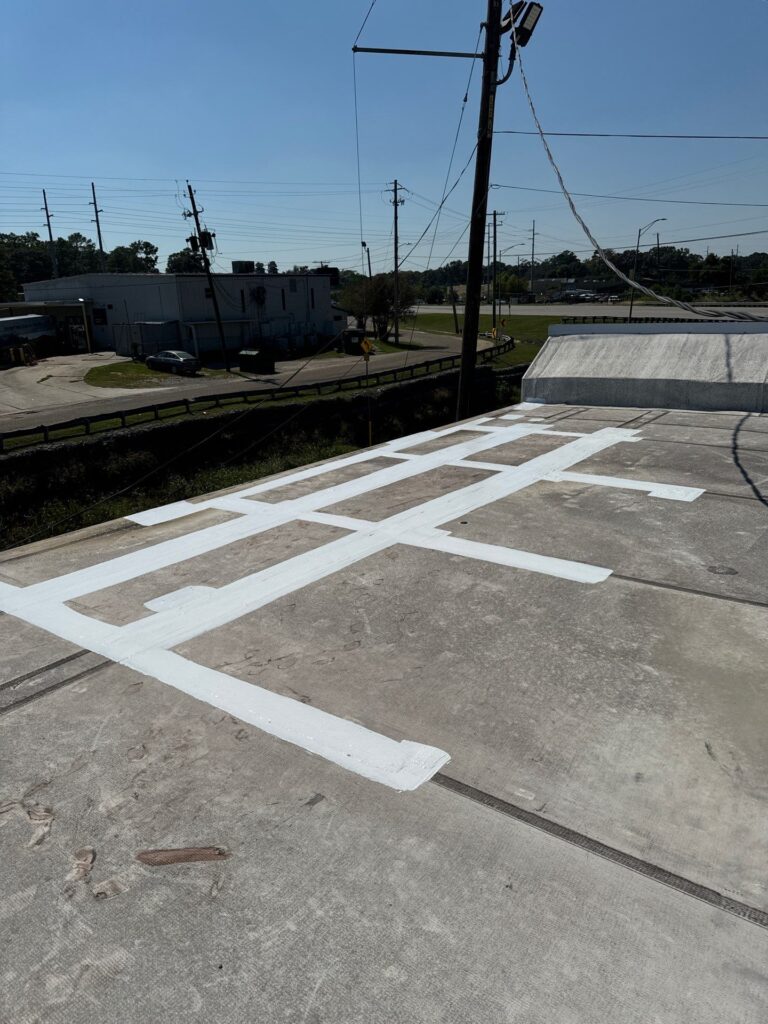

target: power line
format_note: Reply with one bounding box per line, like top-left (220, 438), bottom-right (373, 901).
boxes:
top-left (507, 21), bottom-right (766, 322)
top-left (496, 130), bottom-right (768, 140)
top-left (492, 184), bottom-right (768, 208)
top-left (354, 0), bottom-right (380, 46)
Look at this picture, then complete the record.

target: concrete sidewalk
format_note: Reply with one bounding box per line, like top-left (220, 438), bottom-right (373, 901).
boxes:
top-left (1, 402), bottom-right (767, 1022)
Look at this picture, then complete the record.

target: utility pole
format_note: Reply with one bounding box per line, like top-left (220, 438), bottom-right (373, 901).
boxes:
top-left (529, 219), bottom-right (536, 295)
top-left (390, 179), bottom-right (404, 345)
top-left (41, 189), bottom-right (58, 278)
top-left (491, 210), bottom-right (505, 334)
top-left (353, 0), bottom-right (544, 419)
top-left (90, 182), bottom-right (106, 271)
top-left (456, 0), bottom-right (503, 420)
top-left (361, 241), bottom-right (373, 279)
top-left (185, 181), bottom-right (230, 371)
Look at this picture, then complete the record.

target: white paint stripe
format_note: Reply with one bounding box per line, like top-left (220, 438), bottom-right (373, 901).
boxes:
top-left (547, 471), bottom-right (705, 502)
top-left (114, 431), bottom-right (632, 656)
top-left (128, 501), bottom-right (200, 526)
top-left (379, 429), bottom-right (641, 534)
top-left (448, 460), bottom-right (508, 473)
top-left (300, 515), bottom-right (609, 584)
top-left (107, 531), bottom-right (396, 657)
top-left (0, 592), bottom-right (448, 791)
top-left (8, 423), bottom-right (547, 610)
top-left (1, 416), bottom-right (692, 793)
top-left (124, 650), bottom-right (449, 790)
top-left (403, 533), bottom-right (611, 584)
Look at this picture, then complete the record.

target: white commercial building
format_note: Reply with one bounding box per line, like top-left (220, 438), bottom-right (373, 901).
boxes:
top-left (22, 272), bottom-right (345, 358)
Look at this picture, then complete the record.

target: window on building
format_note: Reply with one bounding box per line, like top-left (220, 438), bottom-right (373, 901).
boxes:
top-left (289, 279), bottom-right (297, 294)
top-left (310, 288), bottom-right (315, 310)
top-left (281, 288), bottom-right (286, 311)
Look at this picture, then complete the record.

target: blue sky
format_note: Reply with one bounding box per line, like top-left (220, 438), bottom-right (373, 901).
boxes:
top-left (2, 0), bottom-right (767, 273)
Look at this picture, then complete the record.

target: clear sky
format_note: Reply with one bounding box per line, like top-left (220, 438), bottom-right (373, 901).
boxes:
top-left (2, 0), bottom-right (767, 274)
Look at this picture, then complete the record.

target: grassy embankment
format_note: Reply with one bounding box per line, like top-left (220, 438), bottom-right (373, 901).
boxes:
top-left (0, 438), bottom-right (357, 552)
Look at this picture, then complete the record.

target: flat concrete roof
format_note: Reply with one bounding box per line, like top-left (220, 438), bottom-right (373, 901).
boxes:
top-left (2, 402), bottom-right (768, 1021)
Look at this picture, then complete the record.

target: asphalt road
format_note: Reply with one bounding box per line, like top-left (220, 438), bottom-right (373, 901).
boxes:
top-left (422, 301), bottom-right (768, 319)
top-left (0, 331), bottom-right (481, 434)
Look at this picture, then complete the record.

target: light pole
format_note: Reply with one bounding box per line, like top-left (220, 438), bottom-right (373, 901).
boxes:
top-left (629, 218), bottom-right (666, 321)
top-left (499, 243), bottom-right (524, 311)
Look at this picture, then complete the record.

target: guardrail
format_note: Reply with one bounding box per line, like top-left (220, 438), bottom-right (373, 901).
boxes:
top-left (0, 338), bottom-right (518, 453)
top-left (560, 315), bottom-right (733, 325)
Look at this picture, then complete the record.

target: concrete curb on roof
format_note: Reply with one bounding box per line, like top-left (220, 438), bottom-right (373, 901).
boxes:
top-left (523, 326), bottom-right (768, 411)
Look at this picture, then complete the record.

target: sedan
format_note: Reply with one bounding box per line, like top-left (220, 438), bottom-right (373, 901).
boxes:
top-left (145, 350), bottom-right (200, 376)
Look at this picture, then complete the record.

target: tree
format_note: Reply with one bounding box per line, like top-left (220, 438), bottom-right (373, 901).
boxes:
top-left (0, 232), bottom-right (52, 288)
top-left (165, 248), bottom-right (206, 273)
top-left (267, 260), bottom-right (278, 275)
top-left (106, 240), bottom-right (159, 273)
top-left (254, 261), bottom-right (265, 274)
top-left (57, 233), bottom-right (100, 277)
top-left (0, 251), bottom-right (18, 301)
top-left (338, 273), bottom-right (416, 340)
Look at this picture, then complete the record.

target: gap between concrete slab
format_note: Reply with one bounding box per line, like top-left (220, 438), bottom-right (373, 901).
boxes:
top-left (0, 652), bottom-right (110, 715)
top-left (432, 773), bottom-right (768, 931)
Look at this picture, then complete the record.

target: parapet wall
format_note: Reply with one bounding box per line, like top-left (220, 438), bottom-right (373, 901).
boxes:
top-left (523, 328), bottom-right (768, 412)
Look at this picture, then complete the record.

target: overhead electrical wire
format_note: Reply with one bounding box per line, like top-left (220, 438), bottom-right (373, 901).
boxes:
top-left (508, 18), bottom-right (767, 322)
top-left (491, 184), bottom-right (768, 209)
top-left (496, 130), bottom-right (768, 141)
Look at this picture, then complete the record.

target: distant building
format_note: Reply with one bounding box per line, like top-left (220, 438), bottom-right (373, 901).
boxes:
top-left (22, 273), bottom-right (346, 358)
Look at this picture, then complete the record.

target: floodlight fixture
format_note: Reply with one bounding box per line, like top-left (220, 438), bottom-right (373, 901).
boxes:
top-left (515, 3), bottom-right (544, 47)
top-left (500, 2), bottom-right (527, 34)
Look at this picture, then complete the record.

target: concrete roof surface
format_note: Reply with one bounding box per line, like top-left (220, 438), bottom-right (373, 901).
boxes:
top-left (1, 401), bottom-right (768, 1022)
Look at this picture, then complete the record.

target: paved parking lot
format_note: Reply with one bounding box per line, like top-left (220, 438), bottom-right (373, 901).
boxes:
top-left (1, 402), bottom-right (767, 1022)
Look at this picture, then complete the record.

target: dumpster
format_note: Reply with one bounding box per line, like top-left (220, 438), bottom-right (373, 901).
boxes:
top-left (238, 349), bottom-right (275, 373)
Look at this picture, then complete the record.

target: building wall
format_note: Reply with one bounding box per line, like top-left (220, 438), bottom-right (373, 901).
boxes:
top-left (23, 275), bottom-right (180, 347)
top-left (23, 273), bottom-right (337, 353)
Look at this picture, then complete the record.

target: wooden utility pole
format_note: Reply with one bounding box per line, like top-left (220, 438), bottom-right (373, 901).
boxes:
top-left (391, 179), bottom-right (404, 345)
top-left (185, 181), bottom-right (230, 371)
top-left (529, 219), bottom-right (536, 295)
top-left (41, 189), bottom-right (58, 278)
top-left (352, 1), bottom-right (545, 418)
top-left (455, 0), bottom-right (503, 420)
top-left (90, 182), bottom-right (106, 271)
top-left (491, 210), bottom-right (505, 334)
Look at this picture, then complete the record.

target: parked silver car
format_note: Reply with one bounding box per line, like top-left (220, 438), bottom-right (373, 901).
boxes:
top-left (145, 350), bottom-right (200, 376)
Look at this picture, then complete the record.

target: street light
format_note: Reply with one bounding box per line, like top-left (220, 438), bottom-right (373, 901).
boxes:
top-left (77, 298), bottom-right (93, 354)
top-left (629, 218), bottom-right (666, 321)
top-left (499, 244), bottom-right (524, 310)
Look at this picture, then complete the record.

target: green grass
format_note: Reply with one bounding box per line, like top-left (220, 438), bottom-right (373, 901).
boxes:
top-left (373, 337), bottom-right (424, 354)
top-left (491, 341), bottom-right (542, 368)
top-left (406, 311), bottom-right (562, 343)
top-left (84, 361), bottom-right (229, 389)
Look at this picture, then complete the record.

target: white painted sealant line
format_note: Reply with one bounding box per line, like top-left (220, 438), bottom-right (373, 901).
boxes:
top-left (0, 416), bottom-right (668, 792)
top-left (403, 532), bottom-right (612, 584)
top-left (298, 514), bottom-right (610, 583)
top-left (111, 428), bottom-right (632, 657)
top-left (124, 649), bottom-right (449, 790)
top-left (0, 588), bottom-right (449, 791)
top-left (546, 471), bottom-right (705, 502)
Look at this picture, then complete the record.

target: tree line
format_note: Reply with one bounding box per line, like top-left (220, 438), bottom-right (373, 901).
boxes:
top-left (2, 228), bottom-right (766, 305)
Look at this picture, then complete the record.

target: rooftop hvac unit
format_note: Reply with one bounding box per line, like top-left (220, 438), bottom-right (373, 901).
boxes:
top-left (232, 260), bottom-right (255, 274)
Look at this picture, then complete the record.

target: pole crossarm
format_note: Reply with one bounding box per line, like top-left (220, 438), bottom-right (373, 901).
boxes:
top-left (353, 46), bottom-right (484, 59)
